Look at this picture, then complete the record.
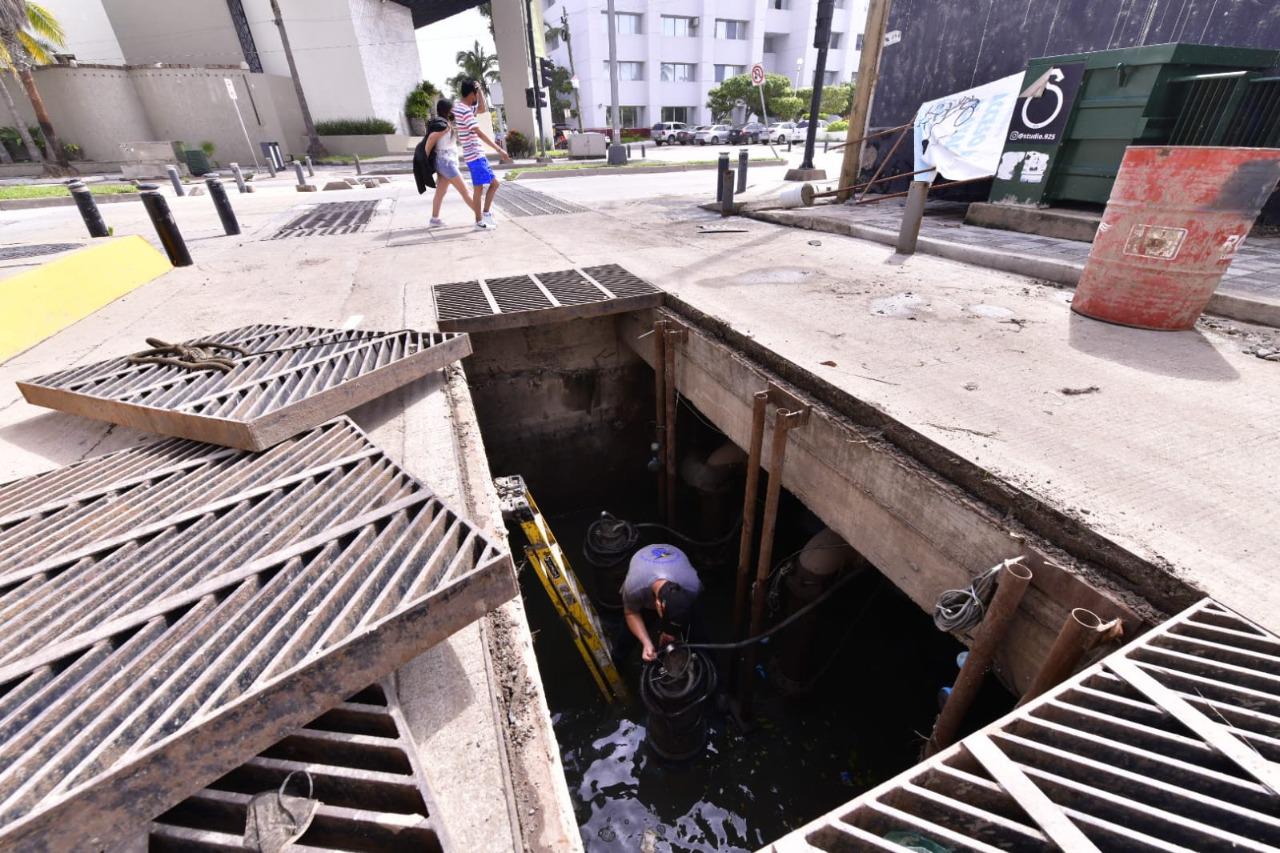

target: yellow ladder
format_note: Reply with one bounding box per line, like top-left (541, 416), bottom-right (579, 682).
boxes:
top-left (496, 475), bottom-right (630, 704)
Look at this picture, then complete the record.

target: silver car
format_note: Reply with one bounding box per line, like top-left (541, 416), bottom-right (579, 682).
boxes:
top-left (694, 124), bottom-right (732, 145)
top-left (765, 122), bottom-right (797, 144)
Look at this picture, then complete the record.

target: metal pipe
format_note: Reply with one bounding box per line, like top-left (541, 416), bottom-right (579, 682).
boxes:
top-left (716, 151), bottom-right (730, 201)
top-left (811, 165), bottom-right (940, 200)
top-left (229, 163), bottom-right (248, 193)
top-left (733, 391), bottom-right (769, 644)
top-left (205, 175), bottom-right (241, 236)
top-left (926, 559), bottom-right (1033, 755)
top-left (896, 180), bottom-right (928, 255)
top-left (165, 164), bottom-right (185, 197)
top-left (66, 179), bottom-right (109, 238)
top-left (304, 155), bottom-right (315, 177)
top-left (663, 327), bottom-right (679, 526)
top-left (293, 161), bottom-right (307, 187)
top-left (354, 154), bottom-right (362, 176)
top-left (855, 174), bottom-right (991, 205)
top-left (721, 170), bottom-right (735, 217)
top-left (139, 184), bottom-right (193, 267)
top-left (826, 121), bottom-right (913, 152)
top-left (738, 407), bottom-right (804, 717)
top-left (262, 150), bottom-right (276, 178)
top-left (855, 126), bottom-right (910, 203)
top-left (653, 320), bottom-right (669, 520)
top-left (1017, 608), bottom-right (1122, 706)
top-left (737, 148), bottom-right (748, 193)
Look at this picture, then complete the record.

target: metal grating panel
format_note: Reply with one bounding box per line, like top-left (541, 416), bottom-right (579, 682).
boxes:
top-left (151, 682), bottom-right (445, 852)
top-left (17, 323), bottom-right (471, 450)
top-left (0, 418), bottom-right (514, 850)
top-left (0, 243), bottom-right (80, 262)
top-left (270, 201), bottom-right (380, 239)
top-left (490, 182), bottom-right (587, 217)
top-left (432, 264), bottom-right (663, 333)
top-left (767, 598), bottom-right (1280, 852)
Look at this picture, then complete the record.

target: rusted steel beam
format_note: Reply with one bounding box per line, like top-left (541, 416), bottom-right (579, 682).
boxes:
top-left (732, 391), bottom-right (769, 645)
top-left (1017, 608), bottom-right (1122, 706)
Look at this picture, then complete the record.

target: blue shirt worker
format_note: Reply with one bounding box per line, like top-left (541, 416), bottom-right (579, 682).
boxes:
top-left (622, 545), bottom-right (703, 661)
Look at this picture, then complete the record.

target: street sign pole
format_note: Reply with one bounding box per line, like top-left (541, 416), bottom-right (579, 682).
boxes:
top-left (751, 63), bottom-right (769, 127)
top-left (225, 78), bottom-right (263, 174)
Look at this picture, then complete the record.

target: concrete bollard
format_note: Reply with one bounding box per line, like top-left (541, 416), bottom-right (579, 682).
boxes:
top-left (716, 151), bottom-right (730, 202)
top-left (205, 175), bottom-right (241, 236)
top-left (262, 154), bottom-right (276, 178)
top-left (229, 163), bottom-right (248, 193)
top-left (640, 144), bottom-right (646, 159)
top-left (721, 169), bottom-right (735, 217)
top-left (139, 184), bottom-right (193, 267)
top-left (896, 181), bottom-right (930, 255)
top-left (293, 161), bottom-right (307, 187)
top-left (165, 165), bottom-right (185, 197)
top-left (305, 155), bottom-right (315, 177)
top-left (737, 148), bottom-right (748, 194)
top-left (66, 180), bottom-right (109, 238)
top-left (354, 154), bottom-right (362, 176)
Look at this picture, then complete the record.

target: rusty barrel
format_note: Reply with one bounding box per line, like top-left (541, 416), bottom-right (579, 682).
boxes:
top-left (1073, 146), bottom-right (1280, 331)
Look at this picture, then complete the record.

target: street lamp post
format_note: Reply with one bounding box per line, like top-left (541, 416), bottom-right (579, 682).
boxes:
top-left (786, 0), bottom-right (835, 181)
top-left (794, 56), bottom-right (803, 89)
top-left (605, 0), bottom-right (626, 165)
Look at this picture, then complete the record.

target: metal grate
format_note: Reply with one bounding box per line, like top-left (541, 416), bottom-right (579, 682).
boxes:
top-left (0, 243), bottom-right (80, 262)
top-left (432, 264), bottom-right (663, 333)
top-left (490, 182), bottom-right (587, 217)
top-left (0, 418), bottom-right (514, 850)
top-left (18, 323), bottom-right (471, 450)
top-left (270, 201), bottom-right (380, 238)
top-left (1223, 77), bottom-right (1280, 148)
top-left (769, 598), bottom-right (1280, 852)
top-left (152, 682), bottom-right (444, 852)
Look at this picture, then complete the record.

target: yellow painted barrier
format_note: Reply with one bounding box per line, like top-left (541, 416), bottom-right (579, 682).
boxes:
top-left (0, 236), bottom-right (171, 363)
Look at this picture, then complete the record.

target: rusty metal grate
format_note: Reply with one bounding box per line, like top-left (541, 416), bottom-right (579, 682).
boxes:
top-left (0, 243), bottom-right (80, 262)
top-left (270, 201), bottom-right (380, 239)
top-left (152, 682), bottom-right (445, 852)
top-left (768, 598), bottom-right (1280, 852)
top-left (0, 418), bottom-right (514, 850)
top-left (17, 323), bottom-right (471, 450)
top-left (490, 182), bottom-right (586, 217)
top-left (433, 264), bottom-right (663, 333)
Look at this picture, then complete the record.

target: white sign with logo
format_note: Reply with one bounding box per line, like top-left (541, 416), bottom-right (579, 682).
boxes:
top-left (223, 78), bottom-right (238, 101)
top-left (912, 73), bottom-right (1021, 181)
top-left (750, 63), bottom-right (766, 86)
top-left (884, 29), bottom-right (902, 46)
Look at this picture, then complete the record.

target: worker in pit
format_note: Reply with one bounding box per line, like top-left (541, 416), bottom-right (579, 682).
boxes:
top-left (622, 544), bottom-right (702, 661)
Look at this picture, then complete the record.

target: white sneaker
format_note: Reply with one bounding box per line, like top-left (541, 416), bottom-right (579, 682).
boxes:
top-left (482, 211), bottom-right (497, 228)
top-left (429, 217), bottom-right (444, 227)
top-left (474, 220), bottom-right (493, 231)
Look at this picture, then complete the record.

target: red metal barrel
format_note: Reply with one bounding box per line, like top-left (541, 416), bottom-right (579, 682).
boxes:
top-left (1073, 146), bottom-right (1280, 331)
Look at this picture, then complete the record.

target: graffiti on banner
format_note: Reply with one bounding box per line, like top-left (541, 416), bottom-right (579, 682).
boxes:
top-left (912, 73), bottom-right (1022, 181)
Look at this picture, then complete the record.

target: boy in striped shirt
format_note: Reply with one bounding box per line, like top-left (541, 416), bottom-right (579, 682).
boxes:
top-left (456, 79), bottom-right (512, 231)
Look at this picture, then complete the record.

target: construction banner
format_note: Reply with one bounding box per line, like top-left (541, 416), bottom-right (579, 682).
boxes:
top-left (913, 73), bottom-right (1022, 181)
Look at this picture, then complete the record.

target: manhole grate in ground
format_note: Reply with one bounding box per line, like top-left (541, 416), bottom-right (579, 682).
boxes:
top-left (432, 264), bottom-right (663, 332)
top-left (270, 201), bottom-right (380, 238)
top-left (152, 682), bottom-right (444, 851)
top-left (0, 243), bottom-right (80, 261)
top-left (18, 323), bottom-right (470, 450)
top-left (490, 182), bottom-right (586, 217)
top-left (0, 418), bottom-right (515, 850)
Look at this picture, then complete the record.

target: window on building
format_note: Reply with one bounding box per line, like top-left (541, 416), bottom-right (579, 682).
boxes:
top-left (601, 11), bottom-right (642, 35)
top-left (834, 0), bottom-right (845, 7)
top-left (769, 0), bottom-right (790, 8)
top-left (823, 70), bottom-right (837, 85)
top-left (828, 32), bottom-right (842, 49)
top-left (547, 32), bottom-right (560, 50)
top-left (603, 60), bottom-right (644, 81)
top-left (662, 15), bottom-right (697, 37)
top-left (856, 33), bottom-right (865, 50)
top-left (762, 33), bottom-right (781, 53)
top-left (714, 64), bottom-right (746, 83)
top-left (607, 105), bottom-right (643, 127)
top-left (661, 62), bottom-right (697, 82)
top-left (662, 106), bottom-right (693, 123)
top-left (714, 19), bottom-right (748, 40)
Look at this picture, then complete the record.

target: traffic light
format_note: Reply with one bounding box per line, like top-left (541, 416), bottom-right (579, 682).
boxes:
top-left (538, 57), bottom-right (556, 89)
top-left (813, 0), bottom-right (834, 48)
top-left (525, 87), bottom-right (548, 109)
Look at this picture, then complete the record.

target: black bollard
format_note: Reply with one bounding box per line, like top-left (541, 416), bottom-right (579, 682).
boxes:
top-left (641, 144), bottom-right (646, 159)
top-left (66, 180), bottom-right (109, 238)
top-left (305, 155), bottom-right (315, 177)
top-left (139, 184), bottom-right (193, 266)
top-left (205, 175), bottom-right (240, 236)
top-left (788, 137), bottom-right (793, 152)
top-left (165, 165), bottom-right (185, 197)
top-left (721, 169), bottom-right (735, 217)
top-left (737, 148), bottom-right (748, 194)
top-left (354, 154), bottom-right (362, 176)
top-left (293, 161), bottom-right (307, 187)
top-left (716, 151), bottom-right (730, 202)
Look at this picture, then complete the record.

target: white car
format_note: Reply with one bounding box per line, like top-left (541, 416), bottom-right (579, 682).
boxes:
top-left (650, 121), bottom-right (686, 146)
top-left (765, 122), bottom-right (797, 144)
top-left (694, 124), bottom-right (732, 145)
top-left (789, 119), bottom-right (830, 142)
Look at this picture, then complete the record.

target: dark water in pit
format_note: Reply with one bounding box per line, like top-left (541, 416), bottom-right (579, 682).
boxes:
top-left (516, 507), bottom-right (972, 853)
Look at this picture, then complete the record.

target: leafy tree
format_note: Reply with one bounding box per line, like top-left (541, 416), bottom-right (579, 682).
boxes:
top-left (405, 80), bottom-right (441, 122)
top-left (770, 96), bottom-right (805, 122)
top-left (706, 72), bottom-right (797, 122)
top-left (0, 0), bottom-right (68, 169)
top-left (794, 83), bottom-right (855, 120)
top-left (449, 40), bottom-right (499, 96)
top-left (542, 61), bottom-right (574, 125)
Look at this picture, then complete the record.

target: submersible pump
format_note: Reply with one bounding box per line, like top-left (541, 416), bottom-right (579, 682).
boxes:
top-left (639, 646), bottom-right (717, 761)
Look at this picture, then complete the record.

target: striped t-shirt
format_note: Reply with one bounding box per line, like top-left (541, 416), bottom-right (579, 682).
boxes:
top-left (453, 101), bottom-right (484, 163)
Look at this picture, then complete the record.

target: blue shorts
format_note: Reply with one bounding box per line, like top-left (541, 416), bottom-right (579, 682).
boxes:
top-left (467, 157), bottom-right (495, 186)
top-left (437, 157), bottom-right (460, 180)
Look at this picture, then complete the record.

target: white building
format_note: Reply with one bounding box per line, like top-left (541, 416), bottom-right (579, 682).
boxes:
top-left (543, 0), bottom-right (868, 129)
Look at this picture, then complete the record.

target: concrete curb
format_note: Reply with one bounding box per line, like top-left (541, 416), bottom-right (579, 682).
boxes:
top-left (512, 160), bottom-right (785, 181)
top-left (0, 192), bottom-right (142, 211)
top-left (743, 207), bottom-right (1280, 330)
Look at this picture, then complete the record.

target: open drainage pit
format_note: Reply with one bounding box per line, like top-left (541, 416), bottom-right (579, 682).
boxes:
top-left (465, 313), bottom-right (1015, 851)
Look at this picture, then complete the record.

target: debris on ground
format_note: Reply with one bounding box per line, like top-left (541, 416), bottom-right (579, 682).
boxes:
top-left (1061, 385), bottom-right (1101, 396)
top-left (820, 359), bottom-right (838, 367)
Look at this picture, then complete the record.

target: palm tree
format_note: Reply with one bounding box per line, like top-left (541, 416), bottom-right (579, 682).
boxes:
top-left (547, 10), bottom-right (583, 131)
top-left (269, 0), bottom-right (325, 158)
top-left (0, 1), bottom-right (64, 168)
top-left (450, 40), bottom-right (499, 95)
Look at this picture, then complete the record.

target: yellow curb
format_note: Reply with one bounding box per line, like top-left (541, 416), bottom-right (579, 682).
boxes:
top-left (0, 237), bottom-right (171, 363)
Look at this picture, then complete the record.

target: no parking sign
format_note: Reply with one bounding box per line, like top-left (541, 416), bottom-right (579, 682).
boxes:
top-left (750, 63), bottom-right (765, 86)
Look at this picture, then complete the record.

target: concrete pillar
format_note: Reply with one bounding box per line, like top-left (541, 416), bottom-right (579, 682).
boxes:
top-left (491, 0), bottom-right (553, 145)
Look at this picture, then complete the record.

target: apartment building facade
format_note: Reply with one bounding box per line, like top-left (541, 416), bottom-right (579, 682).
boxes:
top-left (544, 0), bottom-right (868, 128)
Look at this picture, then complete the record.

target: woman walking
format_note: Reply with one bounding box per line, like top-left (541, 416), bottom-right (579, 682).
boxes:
top-left (424, 98), bottom-right (473, 226)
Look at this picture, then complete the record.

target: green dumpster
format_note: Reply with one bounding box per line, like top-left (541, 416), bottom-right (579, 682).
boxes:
top-left (183, 149), bottom-right (212, 177)
top-left (989, 42), bottom-right (1280, 207)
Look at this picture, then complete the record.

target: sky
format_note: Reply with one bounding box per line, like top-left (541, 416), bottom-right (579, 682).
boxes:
top-left (415, 8), bottom-right (498, 97)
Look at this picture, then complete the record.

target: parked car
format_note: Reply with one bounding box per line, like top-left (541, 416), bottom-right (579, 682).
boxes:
top-left (694, 124), bottom-right (733, 145)
top-left (729, 122), bottom-right (767, 144)
top-left (650, 121), bottom-right (686, 145)
top-left (677, 125), bottom-right (708, 144)
top-left (790, 119), bottom-right (830, 142)
top-left (764, 122), bottom-right (797, 144)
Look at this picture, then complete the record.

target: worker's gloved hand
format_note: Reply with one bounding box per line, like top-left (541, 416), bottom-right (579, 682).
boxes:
top-left (642, 643), bottom-right (657, 662)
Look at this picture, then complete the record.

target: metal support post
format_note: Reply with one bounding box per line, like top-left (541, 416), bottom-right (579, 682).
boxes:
top-left (721, 170), bottom-right (735, 217)
top-left (205, 175), bottom-right (240, 236)
top-left (896, 180), bottom-right (929, 255)
top-left (733, 391), bottom-right (769, 644)
top-left (304, 155), bottom-right (315, 177)
top-left (66, 180), bottom-right (109, 238)
top-left (662, 324), bottom-right (685, 525)
top-left (165, 165), bottom-right (185, 197)
top-left (139, 184), bottom-right (193, 267)
top-left (716, 151), bottom-right (730, 201)
top-left (653, 320), bottom-right (669, 519)
top-left (354, 154), bottom-right (362, 176)
top-left (229, 163), bottom-right (247, 193)
top-left (926, 559), bottom-right (1033, 755)
top-left (1017, 608), bottom-right (1121, 706)
top-left (293, 161), bottom-right (307, 187)
top-left (737, 148), bottom-right (749, 193)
